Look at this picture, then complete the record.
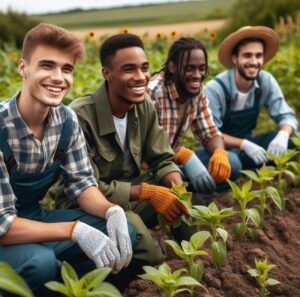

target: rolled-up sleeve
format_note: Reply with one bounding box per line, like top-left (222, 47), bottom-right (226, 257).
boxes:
top-left (191, 91), bottom-right (221, 145)
top-left (61, 111), bottom-right (97, 200)
top-left (204, 80), bottom-right (226, 130)
top-left (262, 73), bottom-right (298, 131)
top-left (0, 153), bottom-right (17, 237)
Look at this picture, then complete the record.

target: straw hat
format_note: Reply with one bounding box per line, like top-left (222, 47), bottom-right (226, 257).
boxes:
top-left (218, 26), bottom-right (280, 68)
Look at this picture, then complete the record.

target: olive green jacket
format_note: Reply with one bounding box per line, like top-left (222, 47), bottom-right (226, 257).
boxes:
top-left (69, 83), bottom-right (180, 209)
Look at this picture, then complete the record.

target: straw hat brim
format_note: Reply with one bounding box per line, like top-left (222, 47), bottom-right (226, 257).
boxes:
top-left (218, 26), bottom-right (280, 68)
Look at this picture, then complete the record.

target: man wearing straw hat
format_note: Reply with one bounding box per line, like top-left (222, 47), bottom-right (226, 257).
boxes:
top-left (205, 26), bottom-right (298, 170)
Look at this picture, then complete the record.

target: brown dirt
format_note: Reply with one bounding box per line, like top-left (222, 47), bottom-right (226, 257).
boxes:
top-left (71, 19), bottom-right (226, 40)
top-left (123, 187), bottom-right (300, 297)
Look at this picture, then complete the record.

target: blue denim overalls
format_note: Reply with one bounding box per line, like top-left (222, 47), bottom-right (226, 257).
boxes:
top-left (213, 76), bottom-right (295, 169)
top-left (0, 105), bottom-right (136, 295)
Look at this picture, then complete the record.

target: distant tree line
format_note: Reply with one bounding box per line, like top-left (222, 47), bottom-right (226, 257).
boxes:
top-left (220, 0), bottom-right (300, 38)
top-left (0, 11), bottom-right (39, 48)
top-left (0, 0), bottom-right (299, 48)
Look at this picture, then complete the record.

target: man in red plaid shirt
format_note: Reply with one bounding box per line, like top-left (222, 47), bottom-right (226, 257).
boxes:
top-left (147, 37), bottom-right (241, 198)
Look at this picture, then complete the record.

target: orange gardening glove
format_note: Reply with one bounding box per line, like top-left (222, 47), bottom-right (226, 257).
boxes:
top-left (175, 146), bottom-right (194, 164)
top-left (139, 183), bottom-right (188, 224)
top-left (208, 148), bottom-right (231, 183)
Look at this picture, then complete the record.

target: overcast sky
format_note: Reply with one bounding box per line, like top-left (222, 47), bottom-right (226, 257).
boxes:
top-left (0, 0), bottom-right (189, 14)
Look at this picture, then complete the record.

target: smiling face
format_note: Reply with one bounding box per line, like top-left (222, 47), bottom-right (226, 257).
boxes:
top-left (171, 48), bottom-right (207, 101)
top-left (19, 44), bottom-right (75, 108)
top-left (232, 41), bottom-right (264, 81)
top-left (103, 46), bottom-right (150, 111)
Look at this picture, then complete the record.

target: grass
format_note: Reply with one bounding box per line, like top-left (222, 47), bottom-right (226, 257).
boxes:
top-left (31, 0), bottom-right (235, 29)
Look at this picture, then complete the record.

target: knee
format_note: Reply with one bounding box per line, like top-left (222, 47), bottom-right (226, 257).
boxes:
top-left (125, 211), bottom-right (163, 266)
top-left (136, 232), bottom-right (163, 266)
top-left (25, 248), bottom-right (59, 290)
top-left (127, 223), bottom-right (138, 247)
top-left (228, 151), bottom-right (242, 180)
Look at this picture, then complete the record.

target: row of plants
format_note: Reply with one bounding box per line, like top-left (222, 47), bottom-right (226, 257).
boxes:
top-left (1, 144), bottom-right (295, 297)
top-left (136, 135), bottom-right (300, 297)
top-left (2, 138), bottom-right (297, 296)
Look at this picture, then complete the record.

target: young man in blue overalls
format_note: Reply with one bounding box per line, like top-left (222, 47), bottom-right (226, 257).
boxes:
top-left (0, 23), bottom-right (136, 296)
top-left (205, 26), bottom-right (298, 171)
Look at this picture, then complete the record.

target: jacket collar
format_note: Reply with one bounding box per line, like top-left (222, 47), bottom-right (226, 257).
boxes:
top-left (91, 82), bottom-right (139, 136)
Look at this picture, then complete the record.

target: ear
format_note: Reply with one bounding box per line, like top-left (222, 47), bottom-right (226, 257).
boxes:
top-left (167, 61), bottom-right (176, 74)
top-left (102, 67), bottom-right (111, 81)
top-left (232, 55), bottom-right (237, 66)
top-left (18, 59), bottom-right (26, 78)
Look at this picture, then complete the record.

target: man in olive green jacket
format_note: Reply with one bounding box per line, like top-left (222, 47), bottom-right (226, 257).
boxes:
top-left (55, 33), bottom-right (187, 266)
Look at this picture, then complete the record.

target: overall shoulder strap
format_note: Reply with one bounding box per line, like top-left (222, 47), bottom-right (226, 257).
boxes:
top-left (214, 77), bottom-right (231, 108)
top-left (54, 105), bottom-right (74, 162)
top-left (0, 126), bottom-right (17, 173)
top-left (254, 74), bottom-right (262, 102)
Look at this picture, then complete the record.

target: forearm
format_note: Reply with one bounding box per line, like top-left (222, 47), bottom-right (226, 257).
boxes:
top-left (77, 186), bottom-right (112, 218)
top-left (205, 135), bottom-right (225, 153)
top-left (279, 124), bottom-right (293, 136)
top-left (0, 217), bottom-right (74, 245)
top-left (222, 133), bottom-right (244, 149)
top-left (161, 171), bottom-right (183, 187)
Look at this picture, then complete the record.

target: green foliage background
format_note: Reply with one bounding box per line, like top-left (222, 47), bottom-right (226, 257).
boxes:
top-left (0, 0), bottom-right (299, 144)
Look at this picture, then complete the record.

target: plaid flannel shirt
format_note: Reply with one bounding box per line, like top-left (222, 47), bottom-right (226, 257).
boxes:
top-left (0, 94), bottom-right (97, 236)
top-left (147, 71), bottom-right (221, 152)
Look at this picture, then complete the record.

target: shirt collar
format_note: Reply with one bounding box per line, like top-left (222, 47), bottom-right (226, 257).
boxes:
top-left (8, 92), bottom-right (58, 139)
top-left (9, 93), bottom-right (33, 139)
top-left (229, 68), bottom-right (261, 96)
top-left (92, 82), bottom-right (138, 136)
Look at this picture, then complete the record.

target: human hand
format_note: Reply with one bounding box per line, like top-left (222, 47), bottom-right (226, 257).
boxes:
top-left (208, 148), bottom-right (231, 183)
top-left (175, 146), bottom-right (215, 193)
top-left (72, 221), bottom-right (120, 269)
top-left (240, 139), bottom-right (268, 165)
top-left (139, 183), bottom-right (188, 223)
top-left (267, 130), bottom-right (289, 156)
top-left (105, 205), bottom-right (133, 272)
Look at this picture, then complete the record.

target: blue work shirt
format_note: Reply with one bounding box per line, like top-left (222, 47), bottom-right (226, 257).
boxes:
top-left (205, 69), bottom-right (298, 132)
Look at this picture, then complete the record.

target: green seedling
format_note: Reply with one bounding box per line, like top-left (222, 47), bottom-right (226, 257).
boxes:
top-left (248, 258), bottom-right (280, 297)
top-left (227, 179), bottom-right (261, 240)
top-left (288, 160), bottom-right (300, 186)
top-left (165, 231), bottom-right (209, 282)
top-left (171, 182), bottom-right (193, 225)
top-left (291, 132), bottom-right (300, 152)
top-left (266, 149), bottom-right (298, 209)
top-left (157, 182), bottom-right (193, 236)
top-left (189, 202), bottom-right (235, 266)
top-left (139, 262), bottom-right (205, 297)
top-left (0, 262), bottom-right (34, 297)
top-left (241, 165), bottom-right (282, 227)
top-left (45, 261), bottom-right (121, 297)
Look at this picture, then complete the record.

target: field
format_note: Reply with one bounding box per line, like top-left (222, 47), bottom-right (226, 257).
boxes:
top-left (32, 0), bottom-right (235, 28)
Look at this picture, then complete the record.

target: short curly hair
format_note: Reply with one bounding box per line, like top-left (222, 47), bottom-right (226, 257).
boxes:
top-left (99, 33), bottom-right (144, 67)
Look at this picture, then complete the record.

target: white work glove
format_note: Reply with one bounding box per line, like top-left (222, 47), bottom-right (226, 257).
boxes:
top-left (267, 130), bottom-right (289, 156)
top-left (240, 139), bottom-right (268, 165)
top-left (105, 205), bottom-right (133, 272)
top-left (72, 221), bottom-right (120, 269)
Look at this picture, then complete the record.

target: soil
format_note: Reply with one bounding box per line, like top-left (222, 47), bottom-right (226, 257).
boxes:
top-left (71, 19), bottom-right (226, 40)
top-left (123, 186), bottom-right (300, 297)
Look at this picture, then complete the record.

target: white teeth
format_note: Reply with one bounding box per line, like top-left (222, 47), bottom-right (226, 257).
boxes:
top-left (190, 82), bottom-right (200, 87)
top-left (132, 86), bottom-right (145, 94)
top-left (45, 86), bottom-right (62, 92)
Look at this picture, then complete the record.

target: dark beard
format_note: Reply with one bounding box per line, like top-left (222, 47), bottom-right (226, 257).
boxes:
top-left (176, 79), bottom-right (201, 100)
top-left (237, 64), bottom-right (260, 81)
